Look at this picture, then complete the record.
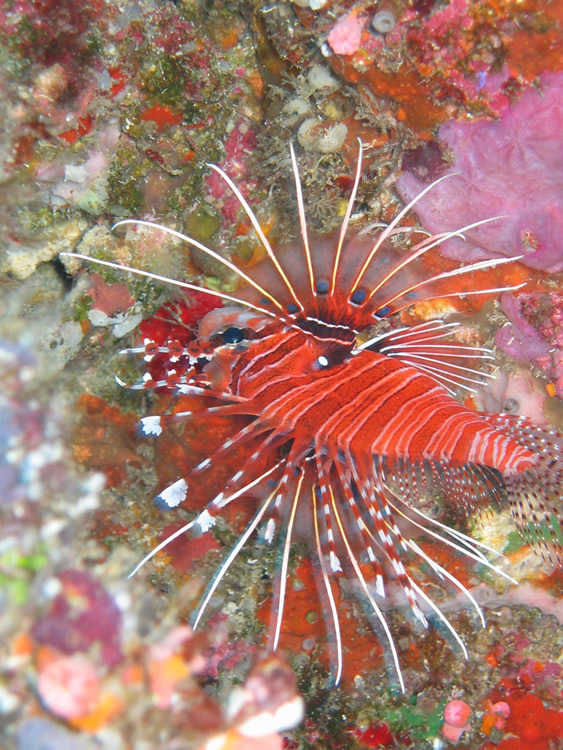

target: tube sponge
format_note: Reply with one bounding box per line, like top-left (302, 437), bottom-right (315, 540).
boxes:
top-left (397, 72), bottom-right (563, 272)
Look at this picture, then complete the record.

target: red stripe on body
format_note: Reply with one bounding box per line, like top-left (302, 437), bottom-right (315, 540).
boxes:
top-left (234, 340), bottom-right (538, 473)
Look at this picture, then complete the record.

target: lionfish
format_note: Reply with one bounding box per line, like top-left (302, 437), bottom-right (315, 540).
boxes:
top-left (65, 142), bottom-right (563, 690)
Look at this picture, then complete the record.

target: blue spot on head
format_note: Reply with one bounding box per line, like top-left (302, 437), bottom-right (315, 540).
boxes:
top-left (407, 292), bottom-right (418, 300)
top-left (287, 303), bottom-right (299, 314)
top-left (316, 279), bottom-right (329, 294)
top-left (376, 305), bottom-right (392, 317)
top-left (350, 289), bottom-right (367, 305)
top-left (260, 297), bottom-right (272, 306)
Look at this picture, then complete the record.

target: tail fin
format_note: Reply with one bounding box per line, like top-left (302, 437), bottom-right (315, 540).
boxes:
top-left (482, 413), bottom-right (563, 565)
top-left (503, 459), bottom-right (563, 565)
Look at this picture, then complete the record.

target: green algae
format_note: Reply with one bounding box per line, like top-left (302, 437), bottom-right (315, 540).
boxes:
top-left (504, 530), bottom-right (524, 555)
top-left (141, 56), bottom-right (188, 108)
top-left (72, 294), bottom-right (94, 323)
top-left (0, 546), bottom-right (50, 606)
top-left (386, 696), bottom-right (446, 741)
top-left (107, 151), bottom-right (145, 214)
top-left (504, 515), bottom-right (563, 556)
top-left (185, 207), bottom-right (220, 241)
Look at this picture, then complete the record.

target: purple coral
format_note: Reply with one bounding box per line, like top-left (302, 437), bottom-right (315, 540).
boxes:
top-left (397, 72), bottom-right (563, 272)
top-left (496, 291), bottom-right (563, 398)
top-left (495, 293), bottom-right (551, 362)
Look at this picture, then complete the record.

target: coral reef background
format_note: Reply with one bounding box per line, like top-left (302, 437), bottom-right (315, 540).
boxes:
top-left (0, 1), bottom-right (562, 749)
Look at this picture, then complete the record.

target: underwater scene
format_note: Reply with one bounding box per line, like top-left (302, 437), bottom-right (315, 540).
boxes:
top-left (0, 1), bottom-right (562, 748)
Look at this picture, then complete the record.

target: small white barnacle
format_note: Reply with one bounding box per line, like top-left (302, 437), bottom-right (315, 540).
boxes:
top-left (372, 1), bottom-right (397, 34)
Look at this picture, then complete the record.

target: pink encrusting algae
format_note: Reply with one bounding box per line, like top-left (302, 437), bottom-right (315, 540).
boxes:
top-left (327, 10), bottom-right (367, 56)
top-left (38, 655), bottom-right (100, 719)
top-left (63, 139), bottom-right (563, 694)
top-left (473, 370), bottom-right (548, 426)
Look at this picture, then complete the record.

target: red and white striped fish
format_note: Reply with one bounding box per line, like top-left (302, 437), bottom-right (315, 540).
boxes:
top-left (64, 142), bottom-right (563, 691)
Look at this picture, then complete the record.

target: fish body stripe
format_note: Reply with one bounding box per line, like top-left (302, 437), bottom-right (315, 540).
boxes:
top-left (312, 365), bottom-right (416, 448)
top-left (233, 344), bottom-right (536, 472)
top-left (265, 359), bottom-right (379, 431)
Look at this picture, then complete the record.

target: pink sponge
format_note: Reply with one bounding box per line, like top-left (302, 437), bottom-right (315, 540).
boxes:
top-left (397, 72), bottom-right (563, 272)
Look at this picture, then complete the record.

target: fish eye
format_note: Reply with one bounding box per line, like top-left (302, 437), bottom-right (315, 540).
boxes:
top-left (221, 326), bottom-right (247, 344)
